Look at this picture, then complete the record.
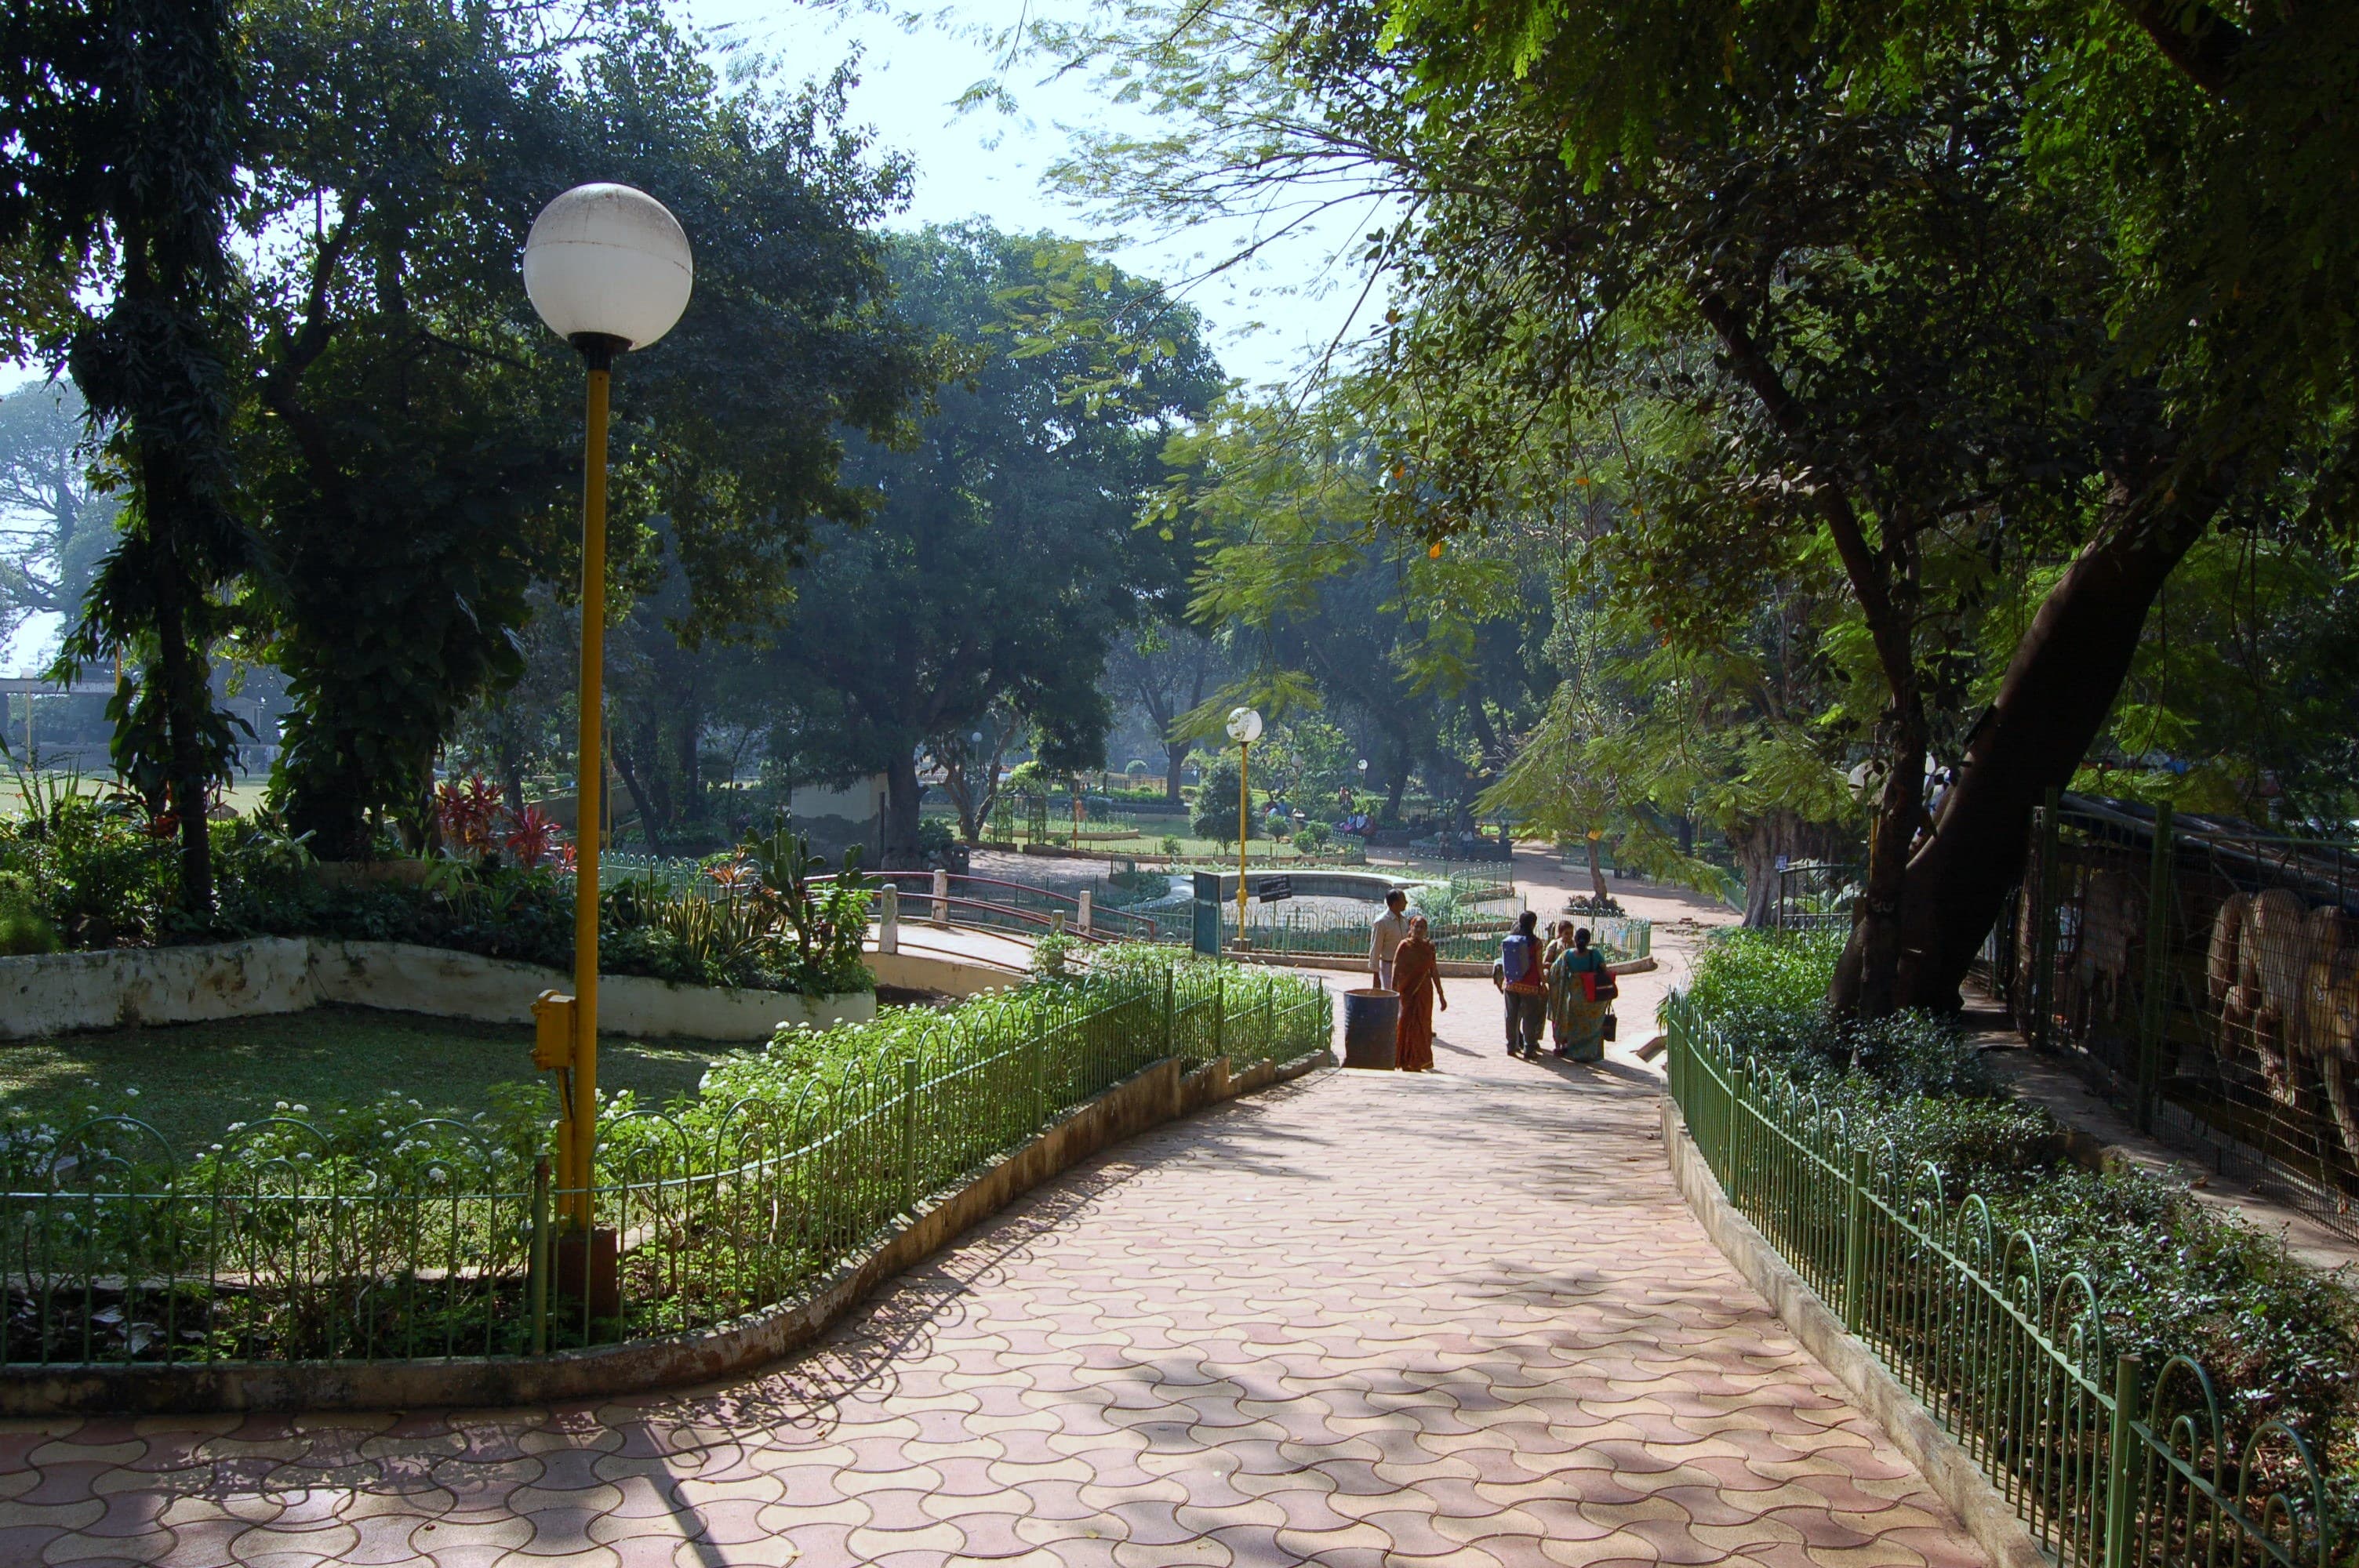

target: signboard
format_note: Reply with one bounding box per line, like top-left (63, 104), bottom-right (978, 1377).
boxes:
top-left (1191, 899), bottom-right (1223, 956)
top-left (1257, 876), bottom-right (1294, 904)
top-left (1190, 870), bottom-right (1224, 956)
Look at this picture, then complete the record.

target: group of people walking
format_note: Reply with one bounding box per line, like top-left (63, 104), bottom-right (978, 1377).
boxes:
top-left (1371, 894), bottom-right (1615, 1072)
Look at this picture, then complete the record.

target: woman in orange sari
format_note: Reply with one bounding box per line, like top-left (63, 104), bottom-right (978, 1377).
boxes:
top-left (1392, 914), bottom-right (1446, 1071)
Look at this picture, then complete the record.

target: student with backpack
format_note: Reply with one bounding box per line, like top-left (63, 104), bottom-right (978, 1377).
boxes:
top-left (1492, 909), bottom-right (1547, 1059)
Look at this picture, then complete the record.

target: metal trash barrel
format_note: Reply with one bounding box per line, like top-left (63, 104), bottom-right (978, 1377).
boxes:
top-left (1342, 988), bottom-right (1400, 1069)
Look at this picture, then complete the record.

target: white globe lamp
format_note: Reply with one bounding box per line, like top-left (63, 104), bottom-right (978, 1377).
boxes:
top-left (524, 183), bottom-right (693, 355)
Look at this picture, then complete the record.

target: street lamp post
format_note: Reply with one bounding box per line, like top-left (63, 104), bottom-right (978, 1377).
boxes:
top-left (523, 184), bottom-right (692, 1251)
top-left (1225, 706), bottom-right (1263, 942)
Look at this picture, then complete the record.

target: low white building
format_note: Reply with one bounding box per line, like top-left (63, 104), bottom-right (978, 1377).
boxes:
top-left (788, 775), bottom-right (888, 866)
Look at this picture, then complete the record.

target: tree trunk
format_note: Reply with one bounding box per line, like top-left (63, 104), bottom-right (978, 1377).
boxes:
top-left (1164, 736), bottom-right (1187, 804)
top-left (1838, 708), bottom-right (1928, 1018)
top-left (1587, 836), bottom-right (1608, 904)
top-left (154, 590), bottom-right (215, 911)
top-left (610, 731), bottom-right (664, 855)
top-left (673, 696), bottom-right (701, 829)
top-left (943, 760), bottom-right (982, 843)
top-left (1732, 816), bottom-right (1787, 929)
top-left (881, 750), bottom-right (924, 869)
top-left (1841, 481), bottom-right (2220, 1013)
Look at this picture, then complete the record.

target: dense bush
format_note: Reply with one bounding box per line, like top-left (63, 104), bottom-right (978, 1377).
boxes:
top-left (1685, 930), bottom-right (2359, 1479)
top-left (1190, 757), bottom-right (1254, 844)
top-left (0, 789), bottom-right (871, 995)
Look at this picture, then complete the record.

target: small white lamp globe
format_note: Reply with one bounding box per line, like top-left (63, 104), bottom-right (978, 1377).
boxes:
top-left (524, 183), bottom-right (693, 350)
top-left (1225, 706), bottom-right (1263, 745)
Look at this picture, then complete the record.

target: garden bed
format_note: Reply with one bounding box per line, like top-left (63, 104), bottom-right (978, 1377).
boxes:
top-left (0, 949), bottom-right (1329, 1396)
top-left (0, 1007), bottom-right (748, 1159)
top-left (1673, 930), bottom-right (2359, 1560)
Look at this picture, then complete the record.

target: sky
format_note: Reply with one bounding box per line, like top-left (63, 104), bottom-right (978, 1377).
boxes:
top-left (678, 0), bottom-right (1380, 389)
top-left (2, 0), bottom-right (1380, 673)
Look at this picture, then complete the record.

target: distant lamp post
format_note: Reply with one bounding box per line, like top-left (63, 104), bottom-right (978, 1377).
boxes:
top-left (523, 183), bottom-right (692, 1252)
top-left (1225, 706), bottom-right (1263, 938)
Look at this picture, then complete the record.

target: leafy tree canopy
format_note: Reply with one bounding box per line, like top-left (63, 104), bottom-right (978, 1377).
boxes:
top-left (761, 223), bottom-right (1224, 865)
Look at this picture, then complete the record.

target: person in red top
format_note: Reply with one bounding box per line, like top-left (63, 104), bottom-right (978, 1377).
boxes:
top-left (1492, 909), bottom-right (1547, 1059)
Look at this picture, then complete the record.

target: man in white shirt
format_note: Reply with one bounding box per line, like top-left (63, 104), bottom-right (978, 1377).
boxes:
top-left (1370, 889), bottom-right (1412, 989)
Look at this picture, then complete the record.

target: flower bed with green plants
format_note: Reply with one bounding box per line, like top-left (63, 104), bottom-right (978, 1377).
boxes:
top-left (0, 775), bottom-right (870, 996)
top-left (1, 949), bottom-right (1330, 1370)
top-left (1676, 929), bottom-right (2358, 1563)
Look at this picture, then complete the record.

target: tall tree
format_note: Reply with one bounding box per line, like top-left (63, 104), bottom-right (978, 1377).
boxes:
top-left (4, 0), bottom-right (249, 911)
top-left (1103, 625), bottom-right (1228, 804)
top-left (238, 0), bottom-right (926, 858)
top-left (1047, 0), bottom-right (2358, 1014)
top-left (765, 223), bottom-right (1223, 866)
top-left (0, 382), bottom-right (118, 655)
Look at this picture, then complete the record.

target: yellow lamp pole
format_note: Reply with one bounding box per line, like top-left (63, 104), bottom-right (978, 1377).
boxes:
top-left (1235, 738), bottom-right (1250, 934)
top-left (524, 183), bottom-right (692, 1248)
top-left (565, 343), bottom-right (612, 1229)
top-left (1224, 706), bottom-right (1263, 945)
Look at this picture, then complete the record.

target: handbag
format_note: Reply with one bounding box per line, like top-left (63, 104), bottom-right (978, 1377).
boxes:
top-left (1601, 1011), bottom-right (1618, 1042)
top-left (1580, 960), bottom-right (1619, 1004)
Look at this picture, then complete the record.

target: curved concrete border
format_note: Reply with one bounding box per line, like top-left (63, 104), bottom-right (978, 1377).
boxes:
top-left (1, 1046), bottom-right (1333, 1416)
top-left (0, 938), bottom-right (872, 1042)
top-left (1660, 1098), bottom-right (2046, 1568)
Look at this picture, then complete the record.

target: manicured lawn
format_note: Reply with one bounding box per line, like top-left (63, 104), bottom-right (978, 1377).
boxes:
top-left (0, 1007), bottom-right (757, 1157)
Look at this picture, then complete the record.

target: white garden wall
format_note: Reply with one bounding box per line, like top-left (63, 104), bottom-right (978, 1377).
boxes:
top-left (0, 938), bottom-right (875, 1042)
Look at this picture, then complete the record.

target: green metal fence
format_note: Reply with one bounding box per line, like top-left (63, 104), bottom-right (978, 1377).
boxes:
top-left (2, 966), bottom-right (1331, 1369)
top-left (1665, 993), bottom-right (2337, 1566)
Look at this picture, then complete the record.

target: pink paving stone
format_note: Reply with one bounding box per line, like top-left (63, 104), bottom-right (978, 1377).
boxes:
top-left (0, 934), bottom-right (1990, 1568)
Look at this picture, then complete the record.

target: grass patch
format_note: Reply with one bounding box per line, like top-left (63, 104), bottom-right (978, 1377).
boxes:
top-left (0, 1006), bottom-right (754, 1158)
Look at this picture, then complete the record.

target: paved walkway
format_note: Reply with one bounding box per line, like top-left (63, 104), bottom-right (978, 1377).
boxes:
top-left (0, 868), bottom-right (1986, 1568)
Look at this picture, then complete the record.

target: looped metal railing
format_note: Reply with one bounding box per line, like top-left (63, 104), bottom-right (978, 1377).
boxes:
top-left (2, 965), bottom-right (1332, 1371)
top-left (1666, 993), bottom-right (2336, 1566)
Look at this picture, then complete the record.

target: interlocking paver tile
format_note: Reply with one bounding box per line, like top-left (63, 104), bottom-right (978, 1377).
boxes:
top-left (0, 922), bottom-right (1993, 1568)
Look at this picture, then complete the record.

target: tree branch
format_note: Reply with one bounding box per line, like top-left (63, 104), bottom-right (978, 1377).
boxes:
top-left (1697, 293), bottom-right (1915, 700)
top-left (2115, 0), bottom-right (2245, 96)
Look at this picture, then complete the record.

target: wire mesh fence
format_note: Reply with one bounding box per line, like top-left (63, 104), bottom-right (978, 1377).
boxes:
top-left (1667, 993), bottom-right (2337, 1567)
top-left (0, 964), bottom-right (1331, 1369)
top-left (1994, 793), bottom-right (2359, 1243)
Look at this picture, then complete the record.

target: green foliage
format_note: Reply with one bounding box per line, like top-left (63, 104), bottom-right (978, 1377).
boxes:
top-left (1029, 927), bottom-right (1076, 979)
top-left (1190, 753), bottom-right (1253, 844)
top-left (236, 5), bottom-right (928, 858)
top-left (761, 223), bottom-right (1222, 863)
top-left (9, 0), bottom-right (249, 913)
top-left (1685, 927), bottom-right (2359, 1456)
top-left (0, 873), bottom-right (59, 955)
top-left (0, 789), bottom-right (869, 994)
top-left (734, 825), bottom-right (873, 996)
top-left (0, 786), bottom-right (172, 948)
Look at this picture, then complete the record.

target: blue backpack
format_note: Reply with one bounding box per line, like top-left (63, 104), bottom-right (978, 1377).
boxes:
top-left (1500, 933), bottom-right (1539, 985)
